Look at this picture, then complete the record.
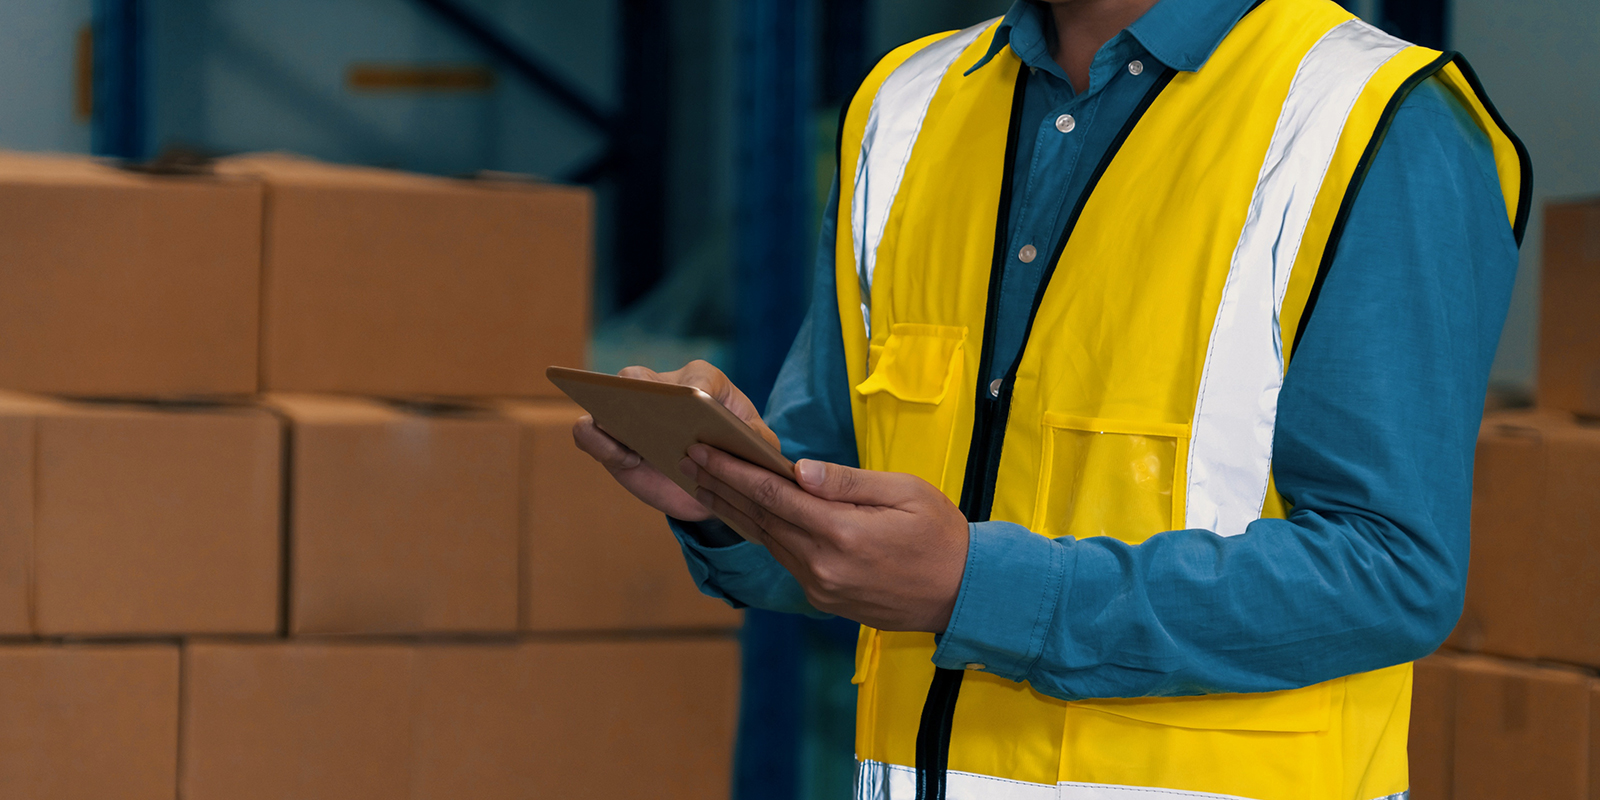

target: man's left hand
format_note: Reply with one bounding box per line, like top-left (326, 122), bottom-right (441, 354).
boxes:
top-left (681, 445), bottom-right (969, 632)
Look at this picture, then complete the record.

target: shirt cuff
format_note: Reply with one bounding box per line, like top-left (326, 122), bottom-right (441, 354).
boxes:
top-left (669, 516), bottom-right (769, 609)
top-left (932, 521), bottom-right (1072, 682)
top-left (673, 516), bottom-right (745, 548)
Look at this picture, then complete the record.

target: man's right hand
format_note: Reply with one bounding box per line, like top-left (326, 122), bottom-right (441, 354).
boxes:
top-left (571, 360), bottom-right (781, 523)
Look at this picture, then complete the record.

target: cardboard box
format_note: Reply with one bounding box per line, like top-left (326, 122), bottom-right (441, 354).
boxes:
top-left (501, 400), bottom-right (742, 631)
top-left (1448, 412), bottom-right (1551, 657)
top-left (1540, 199), bottom-right (1600, 417)
top-left (412, 638), bottom-right (740, 799)
top-left (1453, 655), bottom-right (1591, 800)
top-left (181, 642), bottom-right (413, 800)
top-left (0, 644), bottom-right (179, 800)
top-left (1591, 681), bottom-right (1600, 800)
top-left (1410, 654), bottom-right (1456, 800)
top-left (0, 395), bottom-right (281, 636)
top-left (219, 154), bottom-right (590, 398)
top-left (183, 638), bottom-right (740, 800)
top-left (0, 151), bottom-right (260, 397)
top-left (0, 393), bottom-right (46, 634)
top-left (1537, 419), bottom-right (1600, 667)
top-left (269, 394), bottom-right (519, 634)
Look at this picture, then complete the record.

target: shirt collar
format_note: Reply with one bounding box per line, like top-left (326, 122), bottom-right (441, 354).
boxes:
top-left (966, 0), bottom-right (1259, 76)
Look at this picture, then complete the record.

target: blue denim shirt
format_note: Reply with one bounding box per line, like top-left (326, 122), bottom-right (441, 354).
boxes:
top-left (671, 0), bottom-right (1521, 700)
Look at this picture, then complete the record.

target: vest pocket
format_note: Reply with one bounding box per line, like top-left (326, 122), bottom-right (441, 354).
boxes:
top-left (854, 324), bottom-right (967, 488)
top-left (1032, 414), bottom-right (1190, 544)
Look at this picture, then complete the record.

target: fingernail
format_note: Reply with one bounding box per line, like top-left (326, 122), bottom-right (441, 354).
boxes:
top-left (797, 459), bottom-right (824, 486)
top-left (679, 457), bottom-right (698, 479)
top-left (621, 451), bottom-right (641, 469)
top-left (689, 445), bottom-right (709, 466)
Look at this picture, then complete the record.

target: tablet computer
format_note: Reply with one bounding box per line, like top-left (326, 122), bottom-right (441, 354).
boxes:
top-left (547, 367), bottom-right (796, 538)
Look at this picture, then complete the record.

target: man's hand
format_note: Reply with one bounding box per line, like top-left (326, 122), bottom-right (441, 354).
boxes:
top-left (681, 445), bottom-right (969, 632)
top-left (572, 361), bottom-right (780, 523)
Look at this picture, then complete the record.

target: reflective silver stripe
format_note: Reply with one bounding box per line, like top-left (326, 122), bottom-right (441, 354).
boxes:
top-left (850, 19), bottom-right (994, 335)
top-left (1184, 20), bottom-right (1407, 536)
top-left (856, 760), bottom-right (1058, 800)
top-left (855, 760), bottom-right (1266, 799)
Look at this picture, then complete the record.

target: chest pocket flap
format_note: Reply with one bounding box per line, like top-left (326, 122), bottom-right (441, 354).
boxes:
top-left (856, 323), bottom-right (966, 403)
top-left (854, 323), bottom-right (967, 489)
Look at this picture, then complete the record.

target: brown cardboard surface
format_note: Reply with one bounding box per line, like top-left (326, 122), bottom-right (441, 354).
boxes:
top-left (33, 400), bottom-right (280, 635)
top-left (220, 153), bottom-right (590, 398)
top-left (1591, 681), bottom-right (1600, 800)
top-left (183, 637), bottom-right (740, 800)
top-left (501, 400), bottom-right (742, 631)
top-left (1537, 419), bottom-right (1600, 666)
top-left (1540, 200), bottom-right (1600, 417)
top-left (411, 638), bottom-right (740, 800)
top-left (269, 394), bottom-right (519, 634)
top-left (1410, 654), bottom-right (1457, 800)
top-left (1453, 655), bottom-right (1591, 800)
top-left (181, 642), bottom-right (413, 800)
top-left (0, 151), bottom-right (260, 397)
top-left (1447, 412), bottom-right (1553, 657)
top-left (0, 644), bottom-right (179, 800)
top-left (0, 393), bottom-right (52, 635)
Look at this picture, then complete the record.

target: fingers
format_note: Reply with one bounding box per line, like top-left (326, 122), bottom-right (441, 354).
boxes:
top-left (686, 471), bottom-right (807, 568)
top-left (688, 444), bottom-right (843, 536)
top-left (668, 360), bottom-right (736, 406)
top-left (669, 362), bottom-right (781, 444)
top-left (621, 360), bottom-right (782, 452)
top-left (681, 455), bottom-right (813, 565)
top-left (572, 414), bottom-right (641, 471)
top-left (794, 459), bottom-right (919, 507)
top-left (617, 365), bottom-right (662, 382)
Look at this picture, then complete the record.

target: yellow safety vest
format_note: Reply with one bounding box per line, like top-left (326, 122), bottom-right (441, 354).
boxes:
top-left (833, 1), bottom-right (1528, 798)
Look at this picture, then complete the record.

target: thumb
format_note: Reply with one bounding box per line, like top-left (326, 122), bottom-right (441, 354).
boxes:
top-left (795, 460), bottom-right (911, 506)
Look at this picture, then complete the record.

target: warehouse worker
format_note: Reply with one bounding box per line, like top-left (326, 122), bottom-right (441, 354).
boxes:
top-left (576, 0), bottom-right (1527, 796)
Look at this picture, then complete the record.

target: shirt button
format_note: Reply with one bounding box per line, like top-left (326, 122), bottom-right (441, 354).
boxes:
top-left (1055, 114), bottom-right (1076, 133)
top-left (1128, 60), bottom-right (1144, 76)
top-left (966, 662), bottom-right (987, 671)
top-left (988, 379), bottom-right (1002, 398)
top-left (1018, 244), bottom-right (1037, 263)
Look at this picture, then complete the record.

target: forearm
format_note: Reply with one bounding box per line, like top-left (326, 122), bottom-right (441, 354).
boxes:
top-left (932, 512), bottom-right (1460, 700)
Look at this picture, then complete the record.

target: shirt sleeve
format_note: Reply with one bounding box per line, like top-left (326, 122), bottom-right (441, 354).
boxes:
top-left (668, 179), bottom-right (857, 618)
top-left (932, 76), bottom-right (1523, 699)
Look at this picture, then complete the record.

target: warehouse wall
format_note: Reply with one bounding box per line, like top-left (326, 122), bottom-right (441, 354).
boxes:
top-left (145, 0), bottom-right (610, 183)
top-left (0, 0), bottom-right (92, 153)
top-left (1452, 0), bottom-right (1600, 390)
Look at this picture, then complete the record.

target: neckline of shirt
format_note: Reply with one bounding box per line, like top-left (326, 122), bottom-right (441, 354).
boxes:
top-left (966, 0), bottom-right (1262, 79)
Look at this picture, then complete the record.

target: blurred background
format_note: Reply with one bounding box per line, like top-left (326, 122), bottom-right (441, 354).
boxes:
top-left (0, 1), bottom-right (1595, 799)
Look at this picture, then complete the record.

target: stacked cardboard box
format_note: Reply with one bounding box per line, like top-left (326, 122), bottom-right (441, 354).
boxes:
top-left (1410, 653), bottom-right (1595, 800)
top-left (1411, 199), bottom-right (1600, 800)
top-left (1540, 200), bottom-right (1600, 419)
top-left (0, 152), bottom-right (260, 397)
top-left (0, 151), bottom-right (741, 798)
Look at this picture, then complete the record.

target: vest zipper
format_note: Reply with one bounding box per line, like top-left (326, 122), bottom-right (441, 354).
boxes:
top-left (913, 66), bottom-right (1029, 800)
top-left (969, 65), bottom-right (1177, 521)
top-left (914, 65), bottom-right (1179, 800)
